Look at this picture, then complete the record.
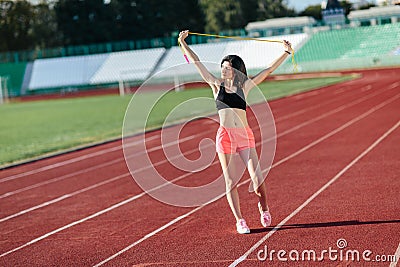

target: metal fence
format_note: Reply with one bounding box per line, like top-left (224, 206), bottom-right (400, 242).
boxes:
top-left (0, 29), bottom-right (246, 64)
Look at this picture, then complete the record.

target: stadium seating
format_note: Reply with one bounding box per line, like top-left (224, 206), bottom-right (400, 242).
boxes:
top-left (29, 54), bottom-right (108, 90)
top-left (154, 33), bottom-right (309, 78)
top-left (292, 23), bottom-right (400, 62)
top-left (154, 42), bottom-right (227, 78)
top-left (22, 24), bottom-right (399, 91)
top-left (223, 33), bottom-right (308, 72)
top-left (90, 48), bottom-right (165, 84)
top-left (28, 48), bottom-right (165, 90)
top-left (277, 23), bottom-right (400, 72)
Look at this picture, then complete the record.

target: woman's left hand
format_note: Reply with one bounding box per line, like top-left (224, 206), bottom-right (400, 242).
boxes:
top-left (178, 30), bottom-right (189, 43)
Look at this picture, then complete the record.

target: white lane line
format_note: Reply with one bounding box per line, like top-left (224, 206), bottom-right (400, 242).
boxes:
top-left (1, 82), bottom-right (388, 198)
top-left (1, 87), bottom-right (394, 221)
top-left (389, 242), bottom-right (400, 267)
top-left (0, 89), bottom-right (397, 259)
top-left (0, 158), bottom-right (123, 199)
top-left (274, 84), bottom-right (371, 123)
top-left (0, 135), bottom-right (159, 184)
top-left (0, 146), bottom-right (217, 222)
top-left (0, 129), bottom-right (207, 200)
top-left (1, 93), bottom-right (396, 259)
top-left (0, 173), bottom-right (130, 223)
top-left (91, 97), bottom-right (400, 265)
top-left (0, 168), bottom-right (198, 258)
top-left (268, 85), bottom-right (392, 141)
top-left (270, 94), bottom-right (400, 169)
top-left (229, 120), bottom-right (400, 267)
top-left (388, 81), bottom-right (400, 90)
top-left (0, 77), bottom-right (373, 184)
top-left (92, 194), bottom-right (223, 267)
top-left (0, 134), bottom-right (199, 198)
top-left (361, 85), bottom-right (373, 91)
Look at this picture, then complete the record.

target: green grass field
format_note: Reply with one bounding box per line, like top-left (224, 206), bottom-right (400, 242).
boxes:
top-left (0, 76), bottom-right (354, 167)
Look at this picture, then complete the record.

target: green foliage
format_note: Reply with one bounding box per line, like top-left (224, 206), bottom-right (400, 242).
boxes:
top-left (200, 0), bottom-right (295, 33)
top-left (340, 0), bottom-right (352, 16)
top-left (0, 0), bottom-right (296, 52)
top-left (299, 1), bottom-right (353, 20)
top-left (299, 5), bottom-right (322, 20)
top-left (0, 0), bottom-right (60, 52)
top-left (32, 2), bottom-right (60, 48)
top-left (54, 0), bottom-right (205, 45)
top-left (200, 0), bottom-right (245, 33)
top-left (358, 3), bottom-right (376, 10)
top-left (0, 0), bottom-right (35, 51)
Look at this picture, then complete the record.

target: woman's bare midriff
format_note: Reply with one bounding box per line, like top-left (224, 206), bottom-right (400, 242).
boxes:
top-left (218, 108), bottom-right (249, 128)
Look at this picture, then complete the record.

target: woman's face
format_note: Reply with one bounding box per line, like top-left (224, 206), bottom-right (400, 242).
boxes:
top-left (221, 61), bottom-right (234, 80)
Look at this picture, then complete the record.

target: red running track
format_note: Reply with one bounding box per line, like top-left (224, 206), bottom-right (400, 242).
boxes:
top-left (0, 68), bottom-right (399, 266)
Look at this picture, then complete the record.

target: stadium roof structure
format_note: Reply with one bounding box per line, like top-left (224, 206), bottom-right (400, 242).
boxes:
top-left (245, 16), bottom-right (316, 31)
top-left (348, 5), bottom-right (400, 20)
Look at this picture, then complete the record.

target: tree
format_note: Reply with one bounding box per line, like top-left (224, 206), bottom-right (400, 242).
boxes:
top-left (358, 3), bottom-right (376, 10)
top-left (200, 0), bottom-right (295, 33)
top-left (54, 0), bottom-right (204, 45)
top-left (299, 5), bottom-right (322, 20)
top-left (0, 0), bottom-right (35, 52)
top-left (110, 0), bottom-right (204, 40)
top-left (32, 1), bottom-right (61, 49)
top-left (339, 0), bottom-right (352, 16)
top-left (54, 0), bottom-right (115, 45)
top-left (255, 0), bottom-right (296, 20)
top-left (199, 0), bottom-right (245, 33)
top-left (300, 1), bottom-right (352, 20)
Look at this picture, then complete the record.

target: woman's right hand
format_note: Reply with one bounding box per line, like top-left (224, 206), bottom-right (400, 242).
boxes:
top-left (178, 30), bottom-right (189, 43)
top-left (283, 40), bottom-right (293, 53)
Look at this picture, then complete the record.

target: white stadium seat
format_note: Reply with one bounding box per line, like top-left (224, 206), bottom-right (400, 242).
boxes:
top-left (29, 54), bottom-right (108, 90)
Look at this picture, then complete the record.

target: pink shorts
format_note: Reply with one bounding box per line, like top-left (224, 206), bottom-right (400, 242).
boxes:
top-left (216, 126), bottom-right (256, 154)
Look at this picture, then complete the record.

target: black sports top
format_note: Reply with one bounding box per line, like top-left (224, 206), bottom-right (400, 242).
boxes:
top-left (216, 82), bottom-right (247, 111)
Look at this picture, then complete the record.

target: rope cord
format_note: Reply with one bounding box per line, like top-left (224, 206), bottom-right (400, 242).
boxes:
top-left (178, 31), bottom-right (297, 72)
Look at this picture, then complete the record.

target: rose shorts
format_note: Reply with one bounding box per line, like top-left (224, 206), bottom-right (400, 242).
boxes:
top-left (216, 126), bottom-right (255, 154)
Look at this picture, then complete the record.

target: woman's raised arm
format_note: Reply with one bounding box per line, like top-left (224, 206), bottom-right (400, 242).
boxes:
top-left (244, 40), bottom-right (293, 93)
top-left (178, 30), bottom-right (219, 93)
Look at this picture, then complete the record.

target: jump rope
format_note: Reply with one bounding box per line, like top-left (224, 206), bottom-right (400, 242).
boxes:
top-left (178, 31), bottom-right (298, 72)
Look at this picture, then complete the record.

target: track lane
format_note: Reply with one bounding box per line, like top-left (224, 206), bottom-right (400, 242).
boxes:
top-left (0, 79), bottom-right (396, 266)
top-left (235, 124), bottom-right (400, 266)
top-left (1, 72), bottom-right (396, 216)
top-left (0, 70), bottom-right (377, 184)
top-left (89, 92), bottom-right (399, 266)
top-left (0, 82), bottom-right (396, 227)
top-left (0, 68), bottom-right (396, 266)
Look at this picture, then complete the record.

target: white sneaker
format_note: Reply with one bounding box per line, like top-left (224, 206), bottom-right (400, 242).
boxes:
top-left (258, 202), bottom-right (272, 227)
top-left (236, 219), bottom-right (250, 234)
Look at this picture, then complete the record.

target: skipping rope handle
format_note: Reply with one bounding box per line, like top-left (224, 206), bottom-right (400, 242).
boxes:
top-left (178, 39), bottom-right (190, 64)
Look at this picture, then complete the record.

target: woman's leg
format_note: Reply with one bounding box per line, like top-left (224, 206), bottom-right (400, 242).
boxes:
top-left (238, 148), bottom-right (269, 211)
top-left (217, 152), bottom-right (243, 221)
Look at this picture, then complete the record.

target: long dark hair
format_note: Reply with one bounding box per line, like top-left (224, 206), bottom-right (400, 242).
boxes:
top-left (221, 55), bottom-right (248, 88)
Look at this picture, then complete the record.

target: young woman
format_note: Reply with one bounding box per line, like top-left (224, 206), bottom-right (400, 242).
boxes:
top-left (178, 30), bottom-right (292, 234)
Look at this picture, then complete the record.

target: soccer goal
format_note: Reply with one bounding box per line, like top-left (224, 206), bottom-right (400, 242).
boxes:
top-left (117, 69), bottom-right (185, 96)
top-left (117, 69), bottom-right (149, 96)
top-left (0, 76), bottom-right (9, 104)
